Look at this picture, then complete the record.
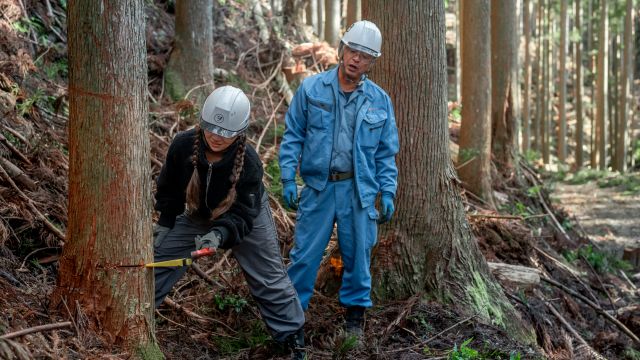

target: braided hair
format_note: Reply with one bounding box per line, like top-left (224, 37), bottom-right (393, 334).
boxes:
top-left (185, 125), bottom-right (246, 220)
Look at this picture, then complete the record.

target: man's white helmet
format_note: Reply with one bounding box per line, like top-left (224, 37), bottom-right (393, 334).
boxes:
top-left (200, 86), bottom-right (250, 138)
top-left (341, 20), bottom-right (382, 58)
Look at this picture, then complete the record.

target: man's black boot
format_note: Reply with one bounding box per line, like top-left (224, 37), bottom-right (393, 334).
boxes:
top-left (284, 327), bottom-right (306, 360)
top-left (344, 306), bottom-right (365, 338)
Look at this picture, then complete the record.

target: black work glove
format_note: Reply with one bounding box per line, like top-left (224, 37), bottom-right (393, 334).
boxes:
top-left (153, 224), bottom-right (171, 247)
top-left (195, 229), bottom-right (222, 250)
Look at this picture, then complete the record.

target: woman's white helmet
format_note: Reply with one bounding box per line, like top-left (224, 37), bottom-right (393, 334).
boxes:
top-left (341, 20), bottom-right (382, 58)
top-left (200, 86), bottom-right (250, 138)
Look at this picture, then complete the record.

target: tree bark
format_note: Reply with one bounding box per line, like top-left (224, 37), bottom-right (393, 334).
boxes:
top-left (324, 0), bottom-right (341, 46)
top-left (346, 0), bottom-right (361, 28)
top-left (589, 0), bottom-right (597, 168)
top-left (616, 0), bottom-right (634, 172)
top-left (534, 0), bottom-right (543, 152)
top-left (558, 0), bottom-right (568, 163)
top-left (542, 0), bottom-right (551, 164)
top-left (53, 0), bottom-right (157, 354)
top-left (575, 0), bottom-right (585, 169)
top-left (522, 0), bottom-right (532, 153)
top-left (595, 0), bottom-right (608, 170)
top-left (491, 0), bottom-right (520, 171)
top-left (317, 0), bottom-right (325, 41)
top-left (164, 0), bottom-right (215, 103)
top-left (364, 0), bottom-right (532, 342)
top-left (306, 0), bottom-right (318, 35)
top-left (459, 0), bottom-right (495, 207)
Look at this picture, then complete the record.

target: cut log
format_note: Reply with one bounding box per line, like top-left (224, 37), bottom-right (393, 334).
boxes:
top-left (487, 261), bottom-right (541, 289)
top-left (0, 157), bottom-right (36, 191)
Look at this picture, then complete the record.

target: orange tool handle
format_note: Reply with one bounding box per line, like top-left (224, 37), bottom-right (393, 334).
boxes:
top-left (191, 247), bottom-right (216, 259)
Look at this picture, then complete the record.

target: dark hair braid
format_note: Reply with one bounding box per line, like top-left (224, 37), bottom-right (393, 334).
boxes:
top-left (210, 134), bottom-right (246, 220)
top-left (185, 124), bottom-right (202, 214)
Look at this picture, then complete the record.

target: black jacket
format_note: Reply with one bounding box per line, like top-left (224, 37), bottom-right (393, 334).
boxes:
top-left (155, 128), bottom-right (264, 249)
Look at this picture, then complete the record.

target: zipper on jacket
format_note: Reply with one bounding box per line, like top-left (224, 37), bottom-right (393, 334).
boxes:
top-left (205, 162), bottom-right (213, 210)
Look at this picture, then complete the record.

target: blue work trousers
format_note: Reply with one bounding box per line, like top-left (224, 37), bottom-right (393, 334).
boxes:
top-left (287, 178), bottom-right (378, 309)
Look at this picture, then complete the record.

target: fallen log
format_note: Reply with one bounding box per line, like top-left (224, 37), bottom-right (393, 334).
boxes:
top-left (487, 262), bottom-right (541, 289)
top-left (0, 156), bottom-right (36, 190)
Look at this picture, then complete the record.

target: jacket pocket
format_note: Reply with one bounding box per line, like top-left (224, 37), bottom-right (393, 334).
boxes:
top-left (307, 96), bottom-right (332, 130)
top-left (360, 111), bottom-right (386, 147)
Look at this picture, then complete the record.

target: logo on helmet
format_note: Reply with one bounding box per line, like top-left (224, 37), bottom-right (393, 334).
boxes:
top-left (214, 114), bottom-right (224, 123)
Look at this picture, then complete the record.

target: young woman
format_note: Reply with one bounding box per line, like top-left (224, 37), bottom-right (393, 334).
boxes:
top-left (153, 86), bottom-right (305, 359)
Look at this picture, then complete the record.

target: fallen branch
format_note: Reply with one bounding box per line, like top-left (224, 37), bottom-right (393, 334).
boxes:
top-left (541, 275), bottom-right (640, 346)
top-left (2, 125), bottom-right (29, 146)
top-left (0, 133), bottom-right (31, 165)
top-left (0, 156), bottom-right (36, 190)
top-left (163, 297), bottom-right (237, 334)
top-left (581, 255), bottom-right (617, 314)
top-left (0, 163), bottom-right (66, 242)
top-left (542, 295), bottom-right (606, 360)
top-left (191, 263), bottom-right (224, 288)
top-left (488, 261), bottom-right (540, 289)
top-left (385, 315), bottom-right (476, 354)
top-left (0, 322), bottom-right (72, 340)
top-left (380, 294), bottom-right (420, 342)
top-left (468, 213), bottom-right (523, 220)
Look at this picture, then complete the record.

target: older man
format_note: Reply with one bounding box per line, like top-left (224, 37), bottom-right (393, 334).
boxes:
top-left (279, 20), bottom-right (399, 337)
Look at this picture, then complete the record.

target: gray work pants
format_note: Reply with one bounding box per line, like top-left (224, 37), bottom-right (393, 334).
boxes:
top-left (154, 193), bottom-right (305, 341)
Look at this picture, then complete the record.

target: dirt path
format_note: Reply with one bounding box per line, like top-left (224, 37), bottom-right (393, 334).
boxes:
top-left (552, 178), bottom-right (640, 256)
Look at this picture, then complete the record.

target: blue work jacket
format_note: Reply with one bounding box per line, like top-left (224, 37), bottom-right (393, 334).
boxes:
top-left (279, 67), bottom-right (399, 208)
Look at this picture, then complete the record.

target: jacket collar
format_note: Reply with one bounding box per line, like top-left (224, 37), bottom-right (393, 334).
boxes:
top-left (321, 66), bottom-right (373, 101)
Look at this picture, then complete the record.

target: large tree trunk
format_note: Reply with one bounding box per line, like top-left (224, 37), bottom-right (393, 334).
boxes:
top-left (542, 0), bottom-right (551, 164)
top-left (595, 0), bottom-right (608, 170)
top-left (317, 0), bottom-right (325, 41)
top-left (324, 0), bottom-right (341, 46)
top-left (575, 0), bottom-right (585, 169)
top-left (52, 0), bottom-right (157, 354)
top-left (534, 0), bottom-right (543, 152)
top-left (364, 0), bottom-right (532, 342)
top-left (458, 0), bottom-right (495, 207)
top-left (345, 0), bottom-right (361, 28)
top-left (557, 0), bottom-right (568, 163)
top-left (491, 0), bottom-right (520, 171)
top-left (306, 0), bottom-right (318, 35)
top-left (616, 0), bottom-right (634, 172)
top-left (522, 0), bottom-right (532, 153)
top-left (589, 0), bottom-right (597, 168)
top-left (164, 0), bottom-right (214, 103)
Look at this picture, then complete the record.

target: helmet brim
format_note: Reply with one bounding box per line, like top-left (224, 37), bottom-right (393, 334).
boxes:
top-left (200, 119), bottom-right (247, 138)
top-left (343, 41), bottom-right (381, 58)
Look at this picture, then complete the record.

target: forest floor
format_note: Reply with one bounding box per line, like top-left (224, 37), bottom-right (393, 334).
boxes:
top-left (0, 0), bottom-right (639, 359)
top-left (552, 172), bottom-right (640, 256)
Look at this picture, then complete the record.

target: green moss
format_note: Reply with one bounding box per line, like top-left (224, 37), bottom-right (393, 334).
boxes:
top-left (136, 341), bottom-right (164, 360)
top-left (466, 272), bottom-right (504, 327)
top-left (163, 69), bottom-right (187, 101)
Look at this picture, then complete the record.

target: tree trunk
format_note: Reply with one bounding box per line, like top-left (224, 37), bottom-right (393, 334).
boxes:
top-left (491, 0), bottom-right (520, 171)
top-left (595, 0), bottom-right (608, 170)
top-left (164, 0), bottom-right (214, 103)
top-left (324, 0), bottom-right (341, 46)
top-left (455, 0), bottom-right (462, 102)
top-left (53, 0), bottom-right (157, 354)
top-left (522, 0), bottom-right (532, 153)
top-left (459, 0), bottom-right (495, 207)
top-left (616, 0), bottom-right (634, 172)
top-left (285, 0), bottom-right (309, 28)
top-left (589, 0), bottom-right (597, 168)
top-left (542, 0), bottom-right (551, 164)
top-left (610, 34), bottom-right (618, 167)
top-left (306, 0), bottom-right (318, 35)
top-left (346, 0), bottom-right (361, 28)
top-left (534, 0), bottom-right (543, 152)
top-left (558, 0), bottom-right (568, 163)
top-left (317, 0), bottom-right (325, 41)
top-left (575, 0), bottom-right (584, 170)
top-left (364, 0), bottom-right (532, 342)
